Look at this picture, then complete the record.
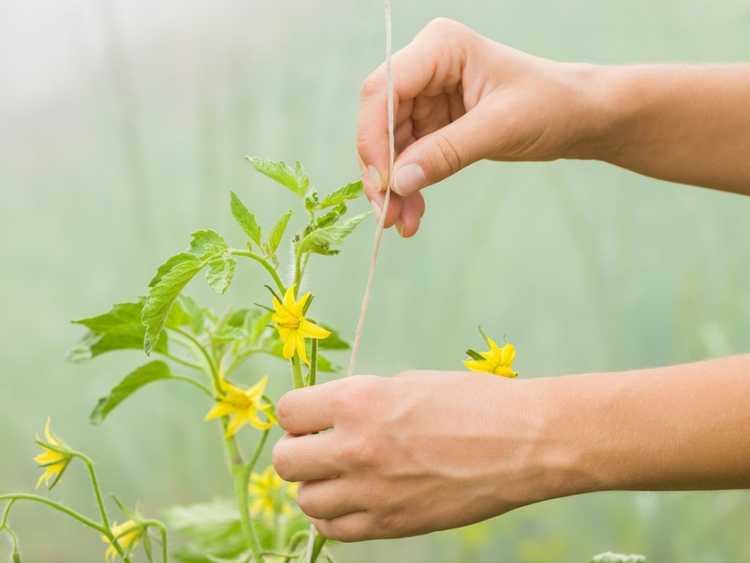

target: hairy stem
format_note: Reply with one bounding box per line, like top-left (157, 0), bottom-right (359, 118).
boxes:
top-left (162, 351), bottom-right (204, 372)
top-left (170, 327), bottom-right (221, 391)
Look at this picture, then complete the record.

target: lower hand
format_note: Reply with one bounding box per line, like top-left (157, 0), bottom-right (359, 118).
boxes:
top-left (272, 371), bottom-right (562, 541)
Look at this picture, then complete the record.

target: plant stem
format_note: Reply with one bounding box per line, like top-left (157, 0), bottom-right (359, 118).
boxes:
top-left (73, 453), bottom-right (131, 561)
top-left (163, 351), bottom-right (204, 372)
top-left (290, 356), bottom-right (304, 389)
top-left (0, 494), bottom-right (104, 533)
top-left (231, 249), bottom-right (285, 295)
top-left (141, 519), bottom-right (169, 563)
top-left (308, 340), bottom-right (318, 387)
top-left (170, 374), bottom-right (214, 397)
top-left (293, 248), bottom-right (304, 292)
top-left (170, 327), bottom-right (221, 391)
top-left (232, 463), bottom-right (265, 563)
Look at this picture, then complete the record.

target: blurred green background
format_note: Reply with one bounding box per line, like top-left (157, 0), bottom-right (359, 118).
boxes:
top-left (2, 1), bottom-right (750, 561)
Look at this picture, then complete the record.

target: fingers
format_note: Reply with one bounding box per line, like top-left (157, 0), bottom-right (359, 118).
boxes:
top-left (275, 380), bottom-right (341, 435)
top-left (297, 479), bottom-right (366, 520)
top-left (273, 433), bottom-right (341, 482)
top-left (392, 106), bottom-right (494, 197)
top-left (396, 192), bottom-right (425, 238)
top-left (365, 174), bottom-right (402, 228)
top-left (357, 18), bottom-right (473, 191)
top-left (310, 512), bottom-right (375, 543)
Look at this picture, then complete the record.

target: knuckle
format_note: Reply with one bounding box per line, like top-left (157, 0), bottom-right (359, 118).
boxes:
top-left (379, 511), bottom-right (403, 536)
top-left (334, 375), bottom-right (379, 416)
top-left (424, 17), bottom-right (466, 37)
top-left (434, 132), bottom-right (464, 175)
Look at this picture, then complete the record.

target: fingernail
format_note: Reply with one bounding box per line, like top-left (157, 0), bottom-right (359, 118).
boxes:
top-left (395, 221), bottom-right (405, 237)
top-left (370, 199), bottom-right (382, 221)
top-left (394, 163), bottom-right (427, 196)
top-left (366, 165), bottom-right (383, 192)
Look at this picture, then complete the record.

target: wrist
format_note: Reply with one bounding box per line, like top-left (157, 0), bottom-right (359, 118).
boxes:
top-left (559, 63), bottom-right (632, 163)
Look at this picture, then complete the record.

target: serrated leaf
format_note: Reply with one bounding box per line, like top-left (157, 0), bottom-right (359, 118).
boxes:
top-left (318, 180), bottom-right (363, 209)
top-left (266, 209), bottom-right (292, 258)
top-left (246, 156), bottom-right (309, 196)
top-left (315, 203), bottom-right (347, 229)
top-left (299, 212), bottom-right (369, 255)
top-left (317, 325), bottom-right (350, 350)
top-left (149, 253), bottom-right (195, 288)
top-left (206, 257), bottom-right (236, 295)
top-left (229, 192), bottom-right (261, 245)
top-left (143, 255), bottom-right (204, 354)
top-left (89, 361), bottom-right (174, 425)
top-left (69, 301), bottom-right (167, 361)
top-left (190, 230), bottom-right (228, 258)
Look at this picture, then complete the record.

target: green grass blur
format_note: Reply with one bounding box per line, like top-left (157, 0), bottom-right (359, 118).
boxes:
top-left (1, 1), bottom-right (749, 561)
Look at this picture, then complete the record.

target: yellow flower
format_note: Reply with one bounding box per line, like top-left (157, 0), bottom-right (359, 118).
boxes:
top-left (464, 337), bottom-right (518, 378)
top-left (249, 466), bottom-right (299, 522)
top-left (102, 520), bottom-right (143, 562)
top-left (33, 418), bottom-right (72, 489)
top-left (205, 376), bottom-right (276, 437)
top-left (272, 286), bottom-right (330, 364)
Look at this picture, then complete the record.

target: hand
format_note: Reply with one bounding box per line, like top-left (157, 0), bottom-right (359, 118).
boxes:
top-left (357, 17), bottom-right (599, 237)
top-left (271, 371), bottom-right (562, 541)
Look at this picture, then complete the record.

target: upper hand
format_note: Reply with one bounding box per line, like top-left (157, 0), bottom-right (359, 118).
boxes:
top-left (357, 17), bottom-right (596, 237)
top-left (271, 371), bottom-right (559, 541)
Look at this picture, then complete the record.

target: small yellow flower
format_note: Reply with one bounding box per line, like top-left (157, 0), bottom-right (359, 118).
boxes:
top-left (102, 520), bottom-right (143, 563)
top-left (249, 466), bottom-right (299, 522)
top-left (272, 286), bottom-right (330, 365)
top-left (464, 337), bottom-right (518, 378)
top-left (205, 376), bottom-right (276, 437)
top-left (33, 418), bottom-right (72, 489)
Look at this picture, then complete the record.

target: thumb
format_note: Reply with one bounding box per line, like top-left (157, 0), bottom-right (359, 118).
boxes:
top-left (391, 109), bottom-right (491, 196)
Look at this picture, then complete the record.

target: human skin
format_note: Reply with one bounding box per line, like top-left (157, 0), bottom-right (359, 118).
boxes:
top-left (272, 18), bottom-right (750, 541)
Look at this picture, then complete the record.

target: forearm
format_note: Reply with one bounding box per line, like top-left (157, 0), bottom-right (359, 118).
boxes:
top-left (539, 355), bottom-right (750, 499)
top-left (572, 64), bottom-right (750, 195)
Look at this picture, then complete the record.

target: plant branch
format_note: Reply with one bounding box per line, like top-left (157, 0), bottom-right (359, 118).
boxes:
top-left (162, 351), bottom-right (204, 372)
top-left (170, 327), bottom-right (221, 390)
top-left (231, 249), bottom-right (285, 295)
top-left (0, 494), bottom-right (104, 534)
top-left (170, 374), bottom-right (214, 397)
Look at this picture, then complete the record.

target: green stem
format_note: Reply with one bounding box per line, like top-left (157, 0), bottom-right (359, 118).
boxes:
top-left (308, 339), bottom-right (318, 387)
top-left (170, 327), bottom-right (221, 391)
top-left (170, 374), bottom-right (214, 397)
top-left (294, 248), bottom-right (303, 291)
top-left (141, 519), bottom-right (169, 563)
top-left (232, 462), bottom-right (265, 563)
top-left (0, 499), bottom-right (14, 528)
top-left (74, 453), bottom-right (132, 561)
top-left (231, 249), bottom-right (285, 295)
top-left (0, 494), bottom-right (104, 533)
top-left (291, 356), bottom-right (304, 390)
top-left (162, 351), bottom-right (204, 372)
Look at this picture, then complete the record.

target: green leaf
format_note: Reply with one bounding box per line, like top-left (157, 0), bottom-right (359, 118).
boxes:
top-left (317, 325), bottom-right (350, 350)
top-left (318, 180), bottom-right (363, 208)
top-left (246, 156), bottom-right (309, 197)
top-left (229, 192), bottom-right (261, 245)
top-left (89, 361), bottom-right (174, 425)
top-left (149, 253), bottom-right (195, 288)
top-left (315, 203), bottom-right (347, 229)
top-left (143, 254), bottom-right (204, 354)
top-left (69, 301), bottom-right (167, 361)
top-left (177, 295), bottom-right (206, 334)
top-left (190, 230), bottom-right (228, 258)
top-left (299, 212), bottom-right (369, 255)
top-left (143, 231), bottom-right (229, 354)
top-left (206, 257), bottom-right (236, 295)
top-left (266, 209), bottom-right (292, 258)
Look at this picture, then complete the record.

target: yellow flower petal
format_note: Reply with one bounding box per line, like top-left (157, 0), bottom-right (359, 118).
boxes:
top-left (296, 332), bottom-right (309, 365)
top-left (299, 319), bottom-right (331, 339)
top-left (205, 402), bottom-right (234, 421)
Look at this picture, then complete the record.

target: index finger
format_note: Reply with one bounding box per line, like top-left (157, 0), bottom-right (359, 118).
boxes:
top-left (356, 29), bottom-right (438, 188)
top-left (276, 379), bottom-right (342, 435)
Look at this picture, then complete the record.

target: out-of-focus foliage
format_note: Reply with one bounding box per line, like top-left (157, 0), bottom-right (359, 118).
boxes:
top-left (2, 0), bottom-right (750, 561)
